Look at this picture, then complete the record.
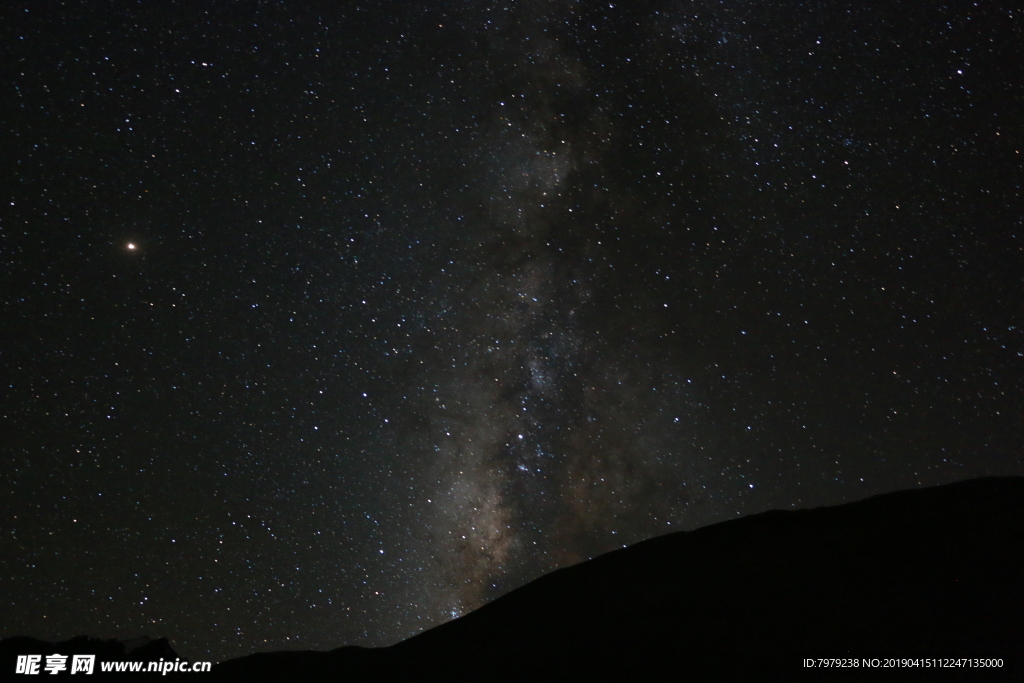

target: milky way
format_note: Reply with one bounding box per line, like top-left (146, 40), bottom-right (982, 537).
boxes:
top-left (376, 4), bottom-right (711, 620)
top-left (3, 0), bottom-right (1021, 662)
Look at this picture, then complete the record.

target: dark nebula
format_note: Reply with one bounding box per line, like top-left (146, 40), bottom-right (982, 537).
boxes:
top-left (2, 0), bottom-right (1021, 663)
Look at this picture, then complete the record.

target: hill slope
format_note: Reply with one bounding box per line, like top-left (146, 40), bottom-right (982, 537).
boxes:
top-left (214, 477), bottom-right (1024, 681)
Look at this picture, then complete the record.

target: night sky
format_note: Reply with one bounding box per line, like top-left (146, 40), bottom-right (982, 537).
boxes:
top-left (3, 0), bottom-right (1022, 663)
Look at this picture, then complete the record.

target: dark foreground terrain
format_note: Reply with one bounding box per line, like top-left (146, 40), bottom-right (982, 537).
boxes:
top-left (5, 477), bottom-right (1022, 681)
top-left (215, 477), bottom-right (1023, 681)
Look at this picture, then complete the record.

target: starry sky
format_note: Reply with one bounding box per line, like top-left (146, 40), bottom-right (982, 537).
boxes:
top-left (2, 0), bottom-right (1022, 663)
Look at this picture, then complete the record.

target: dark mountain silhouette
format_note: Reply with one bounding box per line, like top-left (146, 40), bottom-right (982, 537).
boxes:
top-left (213, 477), bottom-right (1024, 681)
top-left (3, 478), bottom-right (1020, 681)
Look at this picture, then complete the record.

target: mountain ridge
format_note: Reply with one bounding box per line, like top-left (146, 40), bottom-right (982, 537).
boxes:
top-left (212, 476), bottom-right (1023, 681)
